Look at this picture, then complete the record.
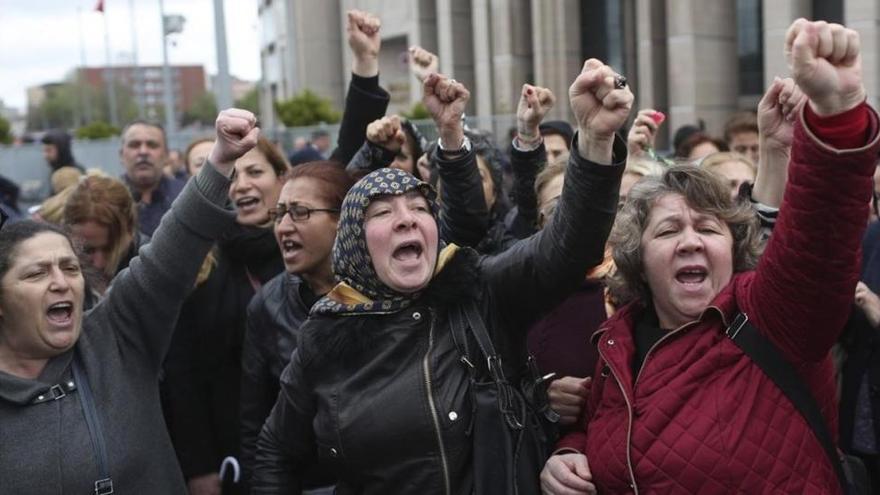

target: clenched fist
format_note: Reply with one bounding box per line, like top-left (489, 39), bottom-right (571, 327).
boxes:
top-left (758, 77), bottom-right (806, 153)
top-left (208, 108), bottom-right (260, 177)
top-left (366, 115), bottom-right (407, 152)
top-left (516, 84), bottom-right (555, 145)
top-left (569, 59), bottom-right (634, 164)
top-left (627, 109), bottom-right (665, 158)
top-left (347, 10), bottom-right (381, 77)
top-left (423, 73), bottom-right (470, 150)
top-left (409, 46), bottom-right (439, 83)
top-left (785, 19), bottom-right (865, 116)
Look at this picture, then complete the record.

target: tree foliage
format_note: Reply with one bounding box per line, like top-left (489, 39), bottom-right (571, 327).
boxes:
top-left (182, 92), bottom-right (218, 127)
top-left (76, 121), bottom-right (120, 140)
top-left (235, 87), bottom-right (259, 114)
top-left (0, 116), bottom-right (12, 145)
top-left (274, 90), bottom-right (341, 127)
top-left (402, 101), bottom-right (431, 120)
top-left (27, 81), bottom-right (140, 132)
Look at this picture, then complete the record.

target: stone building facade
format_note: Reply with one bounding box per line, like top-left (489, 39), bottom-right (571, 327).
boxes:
top-left (259, 0), bottom-right (874, 147)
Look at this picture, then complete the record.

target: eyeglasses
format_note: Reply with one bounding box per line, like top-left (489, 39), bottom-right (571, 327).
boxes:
top-left (268, 203), bottom-right (340, 224)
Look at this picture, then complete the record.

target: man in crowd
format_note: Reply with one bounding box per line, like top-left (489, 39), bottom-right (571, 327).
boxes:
top-left (539, 120), bottom-right (573, 162)
top-left (724, 111), bottom-right (760, 165)
top-left (120, 120), bottom-right (185, 236)
top-left (288, 129), bottom-right (331, 165)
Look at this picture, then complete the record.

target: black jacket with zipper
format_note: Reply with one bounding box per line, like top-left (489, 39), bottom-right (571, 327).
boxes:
top-left (251, 135), bottom-right (627, 494)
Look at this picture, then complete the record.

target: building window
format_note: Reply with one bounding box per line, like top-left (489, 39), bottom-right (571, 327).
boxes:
top-left (812, 0), bottom-right (843, 22)
top-left (580, 0), bottom-right (634, 77)
top-left (737, 0), bottom-right (763, 97)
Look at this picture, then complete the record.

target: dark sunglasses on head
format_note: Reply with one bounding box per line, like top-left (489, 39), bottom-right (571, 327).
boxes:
top-left (268, 203), bottom-right (340, 224)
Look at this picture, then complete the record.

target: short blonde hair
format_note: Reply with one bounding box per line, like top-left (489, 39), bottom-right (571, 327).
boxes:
top-left (701, 151), bottom-right (757, 175)
top-left (50, 167), bottom-right (84, 194)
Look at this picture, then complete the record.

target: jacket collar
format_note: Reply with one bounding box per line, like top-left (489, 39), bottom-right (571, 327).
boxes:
top-left (0, 347), bottom-right (74, 406)
top-left (591, 273), bottom-right (746, 389)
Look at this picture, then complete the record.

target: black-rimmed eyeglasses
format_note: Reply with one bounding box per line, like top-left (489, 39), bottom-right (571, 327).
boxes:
top-left (268, 203), bottom-right (340, 224)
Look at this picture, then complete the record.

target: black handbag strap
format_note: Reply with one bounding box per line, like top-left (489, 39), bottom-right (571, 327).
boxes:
top-left (724, 312), bottom-right (848, 492)
top-left (72, 352), bottom-right (115, 495)
top-left (460, 302), bottom-right (503, 374)
top-left (458, 302), bottom-right (527, 430)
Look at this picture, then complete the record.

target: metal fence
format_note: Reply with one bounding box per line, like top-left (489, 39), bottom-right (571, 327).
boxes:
top-left (0, 114), bottom-right (518, 208)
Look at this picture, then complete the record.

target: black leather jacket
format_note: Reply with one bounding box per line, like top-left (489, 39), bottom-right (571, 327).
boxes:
top-left (239, 273), bottom-right (332, 487)
top-left (252, 136), bottom-right (627, 494)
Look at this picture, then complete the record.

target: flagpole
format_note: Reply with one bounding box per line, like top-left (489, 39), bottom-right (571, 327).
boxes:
top-left (100, 2), bottom-right (120, 126)
top-left (159, 0), bottom-right (176, 134)
top-left (129, 0), bottom-right (145, 118)
top-left (213, 0), bottom-right (233, 110)
top-left (76, 6), bottom-right (93, 125)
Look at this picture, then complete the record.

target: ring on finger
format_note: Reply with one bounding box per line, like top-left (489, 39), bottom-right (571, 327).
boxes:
top-left (614, 75), bottom-right (628, 89)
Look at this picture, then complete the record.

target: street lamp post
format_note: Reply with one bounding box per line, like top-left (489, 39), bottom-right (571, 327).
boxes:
top-left (159, 0), bottom-right (176, 134)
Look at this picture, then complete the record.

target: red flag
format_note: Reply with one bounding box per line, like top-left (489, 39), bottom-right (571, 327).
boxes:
top-left (94, 0), bottom-right (104, 13)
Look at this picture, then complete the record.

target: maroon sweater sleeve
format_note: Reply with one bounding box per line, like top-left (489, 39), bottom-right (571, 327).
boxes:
top-left (743, 102), bottom-right (880, 363)
top-left (803, 101), bottom-right (869, 149)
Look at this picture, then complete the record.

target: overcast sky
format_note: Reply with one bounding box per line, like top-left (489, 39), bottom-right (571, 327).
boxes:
top-left (0, 0), bottom-right (261, 111)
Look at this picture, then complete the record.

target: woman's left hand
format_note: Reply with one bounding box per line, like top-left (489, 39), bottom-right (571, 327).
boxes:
top-left (208, 108), bottom-right (260, 177)
top-left (548, 376), bottom-right (591, 426)
top-left (855, 281), bottom-right (880, 328)
top-left (569, 58), bottom-right (634, 163)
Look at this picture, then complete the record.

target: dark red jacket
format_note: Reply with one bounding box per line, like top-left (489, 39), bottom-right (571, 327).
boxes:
top-left (557, 106), bottom-right (880, 494)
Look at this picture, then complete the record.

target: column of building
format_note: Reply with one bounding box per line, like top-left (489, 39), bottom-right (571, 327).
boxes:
top-left (665, 0), bottom-right (739, 138)
top-left (529, 0), bottom-right (581, 123)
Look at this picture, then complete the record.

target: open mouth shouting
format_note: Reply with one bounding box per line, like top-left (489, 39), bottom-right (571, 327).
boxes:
top-left (235, 196), bottom-right (262, 215)
top-left (391, 240), bottom-right (425, 264)
top-left (675, 265), bottom-right (708, 286)
top-left (46, 300), bottom-right (75, 328)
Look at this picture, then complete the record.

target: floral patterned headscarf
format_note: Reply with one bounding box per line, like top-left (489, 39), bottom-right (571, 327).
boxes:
top-left (311, 167), bottom-right (441, 316)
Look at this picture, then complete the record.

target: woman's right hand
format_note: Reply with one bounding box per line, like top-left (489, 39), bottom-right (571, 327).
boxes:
top-left (208, 108), bottom-right (260, 177)
top-left (516, 84), bottom-right (556, 146)
top-left (541, 453), bottom-right (597, 495)
top-left (626, 108), bottom-right (663, 157)
top-left (548, 376), bottom-right (591, 426)
top-left (366, 115), bottom-right (406, 152)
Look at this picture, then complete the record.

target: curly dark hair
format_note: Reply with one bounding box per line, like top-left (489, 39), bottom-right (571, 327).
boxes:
top-left (607, 165), bottom-right (762, 306)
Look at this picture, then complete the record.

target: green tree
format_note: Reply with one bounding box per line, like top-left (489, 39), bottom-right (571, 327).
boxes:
top-left (76, 121), bottom-right (120, 140)
top-left (0, 116), bottom-right (12, 145)
top-left (26, 80), bottom-right (139, 131)
top-left (182, 92), bottom-right (218, 127)
top-left (402, 101), bottom-right (431, 120)
top-left (235, 87), bottom-right (259, 114)
top-left (274, 90), bottom-right (341, 127)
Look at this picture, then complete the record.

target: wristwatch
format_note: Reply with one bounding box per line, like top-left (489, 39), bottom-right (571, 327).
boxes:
top-left (437, 135), bottom-right (472, 156)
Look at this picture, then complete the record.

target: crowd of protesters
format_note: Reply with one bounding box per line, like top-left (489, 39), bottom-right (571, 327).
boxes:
top-left (1, 11), bottom-right (880, 495)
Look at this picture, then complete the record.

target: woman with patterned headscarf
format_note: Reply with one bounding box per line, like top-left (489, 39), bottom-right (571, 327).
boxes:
top-left (252, 59), bottom-right (633, 495)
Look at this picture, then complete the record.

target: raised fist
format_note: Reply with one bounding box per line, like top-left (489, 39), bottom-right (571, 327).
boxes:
top-left (423, 73), bottom-right (470, 148)
top-left (366, 115), bottom-right (406, 152)
top-left (347, 10), bottom-right (381, 77)
top-left (569, 59), bottom-right (633, 162)
top-left (409, 46), bottom-right (439, 83)
top-left (516, 84), bottom-right (555, 144)
top-left (209, 108), bottom-right (259, 175)
top-left (785, 19), bottom-right (865, 116)
top-left (627, 108), bottom-right (664, 157)
top-left (758, 77), bottom-right (806, 152)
